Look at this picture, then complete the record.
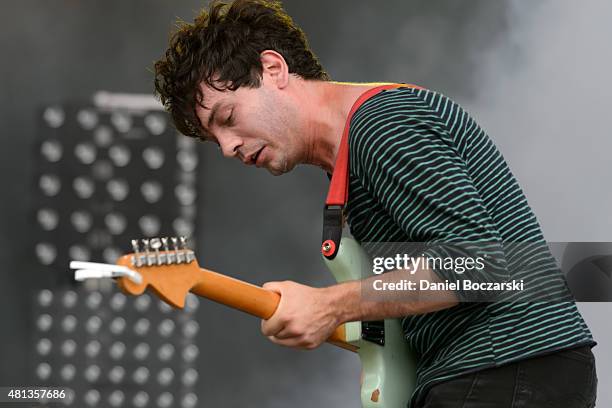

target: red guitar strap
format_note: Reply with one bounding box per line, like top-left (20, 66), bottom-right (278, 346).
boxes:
top-left (321, 83), bottom-right (423, 259)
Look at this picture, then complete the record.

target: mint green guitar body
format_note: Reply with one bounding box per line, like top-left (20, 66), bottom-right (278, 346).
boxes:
top-left (323, 237), bottom-right (418, 408)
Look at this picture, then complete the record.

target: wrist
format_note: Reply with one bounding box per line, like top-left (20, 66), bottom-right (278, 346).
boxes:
top-left (322, 281), bottom-right (360, 325)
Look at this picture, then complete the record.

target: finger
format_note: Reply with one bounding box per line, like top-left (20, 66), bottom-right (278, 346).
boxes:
top-left (273, 324), bottom-right (301, 340)
top-left (267, 335), bottom-right (306, 349)
top-left (261, 317), bottom-right (286, 337)
top-left (268, 335), bottom-right (321, 350)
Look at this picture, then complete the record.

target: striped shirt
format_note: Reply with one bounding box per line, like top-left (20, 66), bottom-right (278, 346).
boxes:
top-left (344, 87), bottom-right (596, 407)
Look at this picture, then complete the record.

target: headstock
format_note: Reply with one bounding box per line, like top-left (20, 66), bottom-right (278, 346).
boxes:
top-left (115, 236), bottom-right (202, 308)
top-left (71, 236), bottom-right (203, 309)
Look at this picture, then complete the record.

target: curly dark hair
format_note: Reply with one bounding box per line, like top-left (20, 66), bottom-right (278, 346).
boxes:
top-left (154, 0), bottom-right (330, 139)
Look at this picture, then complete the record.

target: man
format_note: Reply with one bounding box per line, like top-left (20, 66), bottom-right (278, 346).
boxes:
top-left (154, 1), bottom-right (598, 406)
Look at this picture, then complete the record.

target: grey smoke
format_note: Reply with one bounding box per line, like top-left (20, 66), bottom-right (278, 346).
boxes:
top-left (467, 1), bottom-right (612, 405)
top-left (468, 0), bottom-right (612, 242)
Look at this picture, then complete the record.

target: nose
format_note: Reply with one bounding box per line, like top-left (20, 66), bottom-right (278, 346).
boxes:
top-left (216, 132), bottom-right (243, 159)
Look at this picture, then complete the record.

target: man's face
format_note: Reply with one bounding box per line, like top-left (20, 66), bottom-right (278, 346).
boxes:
top-left (195, 79), bottom-right (302, 176)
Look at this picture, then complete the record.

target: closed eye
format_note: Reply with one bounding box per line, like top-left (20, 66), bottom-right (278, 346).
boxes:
top-left (224, 109), bottom-right (234, 126)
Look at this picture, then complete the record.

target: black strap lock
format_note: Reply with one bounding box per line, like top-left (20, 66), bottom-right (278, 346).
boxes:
top-left (321, 205), bottom-right (343, 260)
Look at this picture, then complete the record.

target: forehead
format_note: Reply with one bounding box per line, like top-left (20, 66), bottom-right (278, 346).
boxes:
top-left (196, 83), bottom-right (229, 113)
top-left (197, 80), bottom-right (262, 109)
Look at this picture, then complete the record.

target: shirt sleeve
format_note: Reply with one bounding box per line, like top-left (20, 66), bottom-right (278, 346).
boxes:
top-left (349, 89), bottom-right (510, 302)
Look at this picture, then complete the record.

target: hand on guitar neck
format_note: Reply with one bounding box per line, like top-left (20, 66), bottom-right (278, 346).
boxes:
top-left (260, 280), bottom-right (345, 350)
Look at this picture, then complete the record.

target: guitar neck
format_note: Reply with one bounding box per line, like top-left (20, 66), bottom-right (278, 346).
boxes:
top-left (190, 268), bottom-right (358, 352)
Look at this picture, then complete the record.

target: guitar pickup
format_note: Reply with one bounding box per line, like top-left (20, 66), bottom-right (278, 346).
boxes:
top-left (361, 320), bottom-right (385, 346)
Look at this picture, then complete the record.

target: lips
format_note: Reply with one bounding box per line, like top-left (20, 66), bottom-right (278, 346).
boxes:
top-left (252, 147), bottom-right (263, 164)
top-left (254, 147), bottom-right (265, 167)
top-left (240, 146), bottom-right (266, 166)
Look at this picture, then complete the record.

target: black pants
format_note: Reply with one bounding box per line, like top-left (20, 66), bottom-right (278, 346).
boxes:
top-left (416, 345), bottom-right (598, 408)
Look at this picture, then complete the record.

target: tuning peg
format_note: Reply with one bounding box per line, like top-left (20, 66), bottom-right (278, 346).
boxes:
top-left (131, 240), bottom-right (142, 267)
top-left (180, 236), bottom-right (189, 250)
top-left (126, 236), bottom-right (195, 267)
top-left (141, 238), bottom-right (152, 266)
top-left (161, 237), bottom-right (170, 251)
top-left (131, 239), bottom-right (140, 253)
top-left (150, 238), bottom-right (161, 250)
top-left (169, 237), bottom-right (182, 263)
top-left (179, 237), bottom-right (195, 263)
top-left (177, 239), bottom-right (185, 264)
top-left (160, 237), bottom-right (172, 264)
top-left (150, 238), bottom-right (162, 265)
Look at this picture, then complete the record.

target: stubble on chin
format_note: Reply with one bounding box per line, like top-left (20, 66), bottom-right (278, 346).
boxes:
top-left (267, 156), bottom-right (290, 176)
top-left (269, 159), bottom-right (287, 176)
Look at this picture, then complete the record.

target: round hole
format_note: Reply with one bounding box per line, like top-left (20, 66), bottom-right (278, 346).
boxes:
top-left (43, 106), bottom-right (65, 128)
top-left (105, 212), bottom-right (127, 235)
top-left (111, 111), bottom-right (132, 133)
top-left (70, 210), bottom-right (93, 233)
top-left (140, 181), bottom-right (163, 204)
top-left (144, 114), bottom-right (167, 135)
top-left (107, 179), bottom-right (129, 201)
top-left (108, 144), bottom-right (131, 167)
top-left (93, 125), bottom-right (113, 147)
top-left (142, 147), bottom-right (165, 169)
top-left (39, 174), bottom-right (61, 196)
top-left (74, 142), bottom-right (97, 165)
top-left (73, 176), bottom-right (95, 199)
top-left (77, 109), bottom-right (99, 130)
top-left (40, 140), bottom-right (63, 162)
top-left (35, 243), bottom-right (57, 266)
top-left (69, 245), bottom-right (90, 262)
top-left (138, 215), bottom-right (161, 236)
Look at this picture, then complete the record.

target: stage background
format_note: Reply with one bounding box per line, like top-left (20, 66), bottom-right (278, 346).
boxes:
top-left (0, 0), bottom-right (609, 406)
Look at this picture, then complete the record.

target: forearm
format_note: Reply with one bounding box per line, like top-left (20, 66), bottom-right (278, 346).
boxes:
top-left (326, 266), bottom-right (459, 324)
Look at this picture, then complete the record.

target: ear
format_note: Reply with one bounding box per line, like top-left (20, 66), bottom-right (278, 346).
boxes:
top-left (260, 50), bottom-right (290, 89)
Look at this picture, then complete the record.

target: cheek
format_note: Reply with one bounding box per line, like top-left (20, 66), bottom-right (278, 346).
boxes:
top-left (240, 113), bottom-right (269, 138)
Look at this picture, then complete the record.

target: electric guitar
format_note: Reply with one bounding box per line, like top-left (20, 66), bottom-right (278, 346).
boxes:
top-left (71, 236), bottom-right (417, 407)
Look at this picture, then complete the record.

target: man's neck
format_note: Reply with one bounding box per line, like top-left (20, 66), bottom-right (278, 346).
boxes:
top-left (300, 81), bottom-right (393, 173)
